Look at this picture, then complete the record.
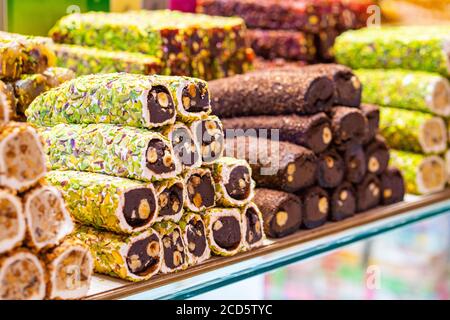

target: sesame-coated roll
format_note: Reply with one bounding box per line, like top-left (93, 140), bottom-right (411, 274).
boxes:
top-left (70, 225), bottom-right (162, 282)
top-left (365, 135), bottom-right (390, 175)
top-left (184, 168), bottom-right (216, 212)
top-left (299, 186), bottom-right (329, 229)
top-left (317, 149), bottom-right (345, 188)
top-left (46, 171), bottom-right (158, 234)
top-left (329, 182), bottom-right (356, 221)
top-left (329, 106), bottom-right (367, 149)
top-left (341, 144), bottom-right (367, 184)
top-left (0, 80), bottom-right (16, 124)
top-left (179, 212), bottom-right (211, 266)
top-left (190, 115), bottom-right (224, 164)
top-left (380, 167), bottom-right (405, 206)
top-left (0, 190), bottom-right (25, 254)
top-left (204, 208), bottom-right (244, 256)
top-left (355, 174), bottom-right (381, 212)
top-left (155, 178), bottom-right (185, 223)
top-left (360, 104), bottom-right (380, 144)
top-left (153, 222), bottom-right (188, 273)
top-left (241, 202), bottom-right (265, 250)
top-left (253, 188), bottom-right (302, 238)
top-left (41, 124), bottom-right (180, 181)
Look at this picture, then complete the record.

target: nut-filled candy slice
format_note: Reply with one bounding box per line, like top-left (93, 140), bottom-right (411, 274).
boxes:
top-left (329, 182), bottom-right (356, 221)
top-left (153, 221), bottom-right (188, 273)
top-left (155, 178), bottom-right (185, 223)
top-left (299, 186), bottom-right (329, 229)
top-left (183, 168), bottom-right (216, 212)
top-left (190, 115), bottom-right (224, 164)
top-left (241, 202), bottom-right (265, 250)
top-left (380, 167), bottom-right (405, 205)
top-left (179, 212), bottom-right (211, 266)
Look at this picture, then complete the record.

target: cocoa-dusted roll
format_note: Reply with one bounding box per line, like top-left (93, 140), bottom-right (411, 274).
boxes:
top-left (184, 168), bottom-right (216, 212)
top-left (317, 149), bottom-right (345, 189)
top-left (329, 106), bottom-right (367, 149)
top-left (222, 113), bottom-right (332, 154)
top-left (179, 212), bottom-right (210, 266)
top-left (241, 202), bottom-right (265, 250)
top-left (365, 135), bottom-right (390, 175)
top-left (153, 222), bottom-right (188, 273)
top-left (380, 167), bottom-right (405, 205)
top-left (299, 186), bottom-right (329, 229)
top-left (209, 69), bottom-right (335, 118)
top-left (155, 178), bottom-right (185, 223)
top-left (329, 182), bottom-right (356, 221)
top-left (0, 190), bottom-right (25, 254)
top-left (341, 144), bottom-right (367, 184)
top-left (253, 188), bottom-right (302, 238)
top-left (355, 174), bottom-right (381, 212)
top-left (360, 104), bottom-right (380, 144)
top-left (190, 115), bottom-right (224, 164)
top-left (225, 136), bottom-right (317, 193)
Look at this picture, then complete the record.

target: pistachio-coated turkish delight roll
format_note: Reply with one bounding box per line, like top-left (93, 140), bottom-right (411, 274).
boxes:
top-left (204, 208), bottom-right (244, 256)
top-left (365, 135), bottom-right (390, 175)
top-left (329, 182), bottom-right (356, 221)
top-left (41, 239), bottom-right (93, 300)
top-left (41, 124), bottom-right (180, 181)
top-left (0, 249), bottom-right (46, 300)
top-left (329, 106), bottom-right (367, 149)
top-left (0, 122), bottom-right (47, 192)
top-left (210, 157), bottom-right (255, 207)
top-left (379, 107), bottom-right (447, 154)
top-left (184, 168), bottom-right (216, 212)
top-left (241, 202), bottom-right (265, 250)
top-left (0, 80), bottom-right (16, 123)
top-left (0, 190), bottom-right (25, 254)
top-left (153, 222), bottom-right (188, 273)
top-left (23, 185), bottom-right (73, 250)
top-left (70, 225), bottom-right (162, 282)
top-left (179, 212), bottom-right (211, 266)
top-left (209, 70), bottom-right (335, 118)
top-left (356, 69), bottom-right (450, 116)
top-left (26, 73), bottom-right (176, 129)
top-left (46, 171), bottom-right (158, 234)
top-left (225, 136), bottom-right (317, 193)
top-left (190, 115), bottom-right (224, 164)
top-left (341, 144), bottom-right (367, 184)
top-left (355, 174), bottom-right (381, 212)
top-left (155, 178), bottom-right (185, 223)
top-left (253, 188), bottom-right (302, 238)
top-left (299, 186), bottom-right (329, 229)
top-left (221, 113), bottom-right (333, 154)
top-left (380, 167), bottom-right (405, 205)
top-left (390, 150), bottom-right (445, 195)
top-left (317, 149), bottom-right (345, 188)
top-left (360, 104), bottom-right (380, 144)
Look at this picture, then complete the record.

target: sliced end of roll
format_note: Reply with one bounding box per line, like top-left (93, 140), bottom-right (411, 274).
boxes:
top-left (220, 159), bottom-right (254, 206)
top-left (417, 155), bottom-right (446, 194)
top-left (191, 117), bottom-right (224, 164)
top-left (0, 191), bottom-right (26, 254)
top-left (333, 70), bottom-right (362, 107)
top-left (242, 203), bottom-right (265, 250)
top-left (159, 225), bottom-right (188, 273)
top-left (177, 80), bottom-right (211, 118)
top-left (156, 180), bottom-right (185, 223)
top-left (145, 85), bottom-right (176, 126)
top-left (429, 78), bottom-right (450, 116)
top-left (145, 137), bottom-right (180, 179)
top-left (182, 213), bottom-right (210, 266)
top-left (418, 117), bottom-right (447, 154)
top-left (304, 76), bottom-right (335, 113)
top-left (121, 184), bottom-right (158, 232)
top-left (185, 168), bottom-right (216, 212)
top-left (206, 208), bottom-right (243, 256)
top-left (170, 123), bottom-right (202, 169)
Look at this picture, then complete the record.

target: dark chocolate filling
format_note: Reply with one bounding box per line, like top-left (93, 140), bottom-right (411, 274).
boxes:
top-left (365, 114), bottom-right (379, 142)
top-left (123, 188), bottom-right (157, 227)
top-left (270, 199), bottom-right (302, 238)
top-left (283, 158), bottom-right (317, 192)
top-left (162, 230), bottom-right (186, 270)
top-left (147, 85), bottom-right (175, 124)
top-left (338, 112), bottom-right (366, 146)
top-left (199, 120), bottom-right (224, 162)
top-left (318, 151), bottom-right (345, 188)
top-left (158, 183), bottom-right (184, 217)
top-left (344, 144), bottom-right (367, 184)
top-left (245, 207), bottom-right (263, 245)
top-left (330, 185), bottom-right (356, 221)
top-left (307, 122), bottom-right (332, 154)
top-left (187, 173), bottom-right (215, 209)
top-left (302, 189), bottom-right (328, 229)
top-left (367, 149), bottom-right (389, 175)
top-left (224, 166), bottom-right (251, 201)
top-left (171, 127), bottom-right (199, 167)
top-left (126, 234), bottom-right (160, 276)
top-left (146, 139), bottom-right (176, 174)
top-left (186, 220), bottom-right (207, 258)
top-left (212, 216), bottom-right (241, 250)
top-left (381, 172), bottom-right (405, 205)
top-left (357, 176), bottom-right (381, 212)
top-left (181, 82), bottom-right (210, 113)
top-left (304, 77), bottom-right (334, 114)
top-left (333, 71), bottom-right (362, 107)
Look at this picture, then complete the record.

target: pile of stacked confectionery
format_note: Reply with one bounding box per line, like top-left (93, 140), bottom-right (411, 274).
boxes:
top-left (48, 10), bottom-right (254, 80)
top-left (196, 0), bottom-right (373, 69)
top-left (0, 32), bottom-right (93, 300)
top-left (209, 63), bottom-right (405, 238)
top-left (26, 72), bottom-right (265, 281)
top-left (334, 26), bottom-right (450, 195)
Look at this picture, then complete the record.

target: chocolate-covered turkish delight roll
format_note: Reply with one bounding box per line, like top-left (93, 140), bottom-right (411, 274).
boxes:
top-left (155, 178), bottom-right (185, 223)
top-left (23, 185), bottom-right (73, 250)
top-left (355, 174), bottom-right (381, 212)
top-left (204, 208), bottom-right (244, 256)
top-left (329, 182), bottom-right (356, 221)
top-left (253, 188), bottom-right (302, 238)
top-left (329, 106), bottom-right (367, 149)
top-left (0, 250), bottom-right (46, 300)
top-left (190, 115), bottom-right (224, 164)
top-left (300, 186), bottom-right (329, 229)
top-left (210, 157), bottom-right (255, 207)
top-left (179, 212), bottom-right (211, 266)
top-left (209, 70), bottom-right (335, 118)
top-left (41, 124), bottom-right (180, 181)
top-left (365, 135), bottom-right (390, 175)
top-left (317, 149), bottom-right (345, 189)
top-left (184, 168), bottom-right (216, 212)
top-left (225, 136), bottom-right (317, 193)
top-left (0, 123), bottom-right (46, 191)
top-left (70, 225), bottom-right (162, 282)
top-left (46, 171), bottom-right (158, 234)
top-left (0, 190), bottom-right (25, 254)
top-left (26, 73), bottom-right (176, 129)
top-left (153, 222), bottom-right (188, 273)
top-left (241, 202), bottom-right (265, 250)
top-left (341, 144), bottom-right (367, 184)
top-left (41, 239), bottom-right (93, 300)
top-left (0, 80), bottom-right (16, 123)
top-left (221, 113), bottom-right (333, 154)
top-left (360, 104), bottom-right (380, 144)
top-left (380, 167), bottom-right (405, 206)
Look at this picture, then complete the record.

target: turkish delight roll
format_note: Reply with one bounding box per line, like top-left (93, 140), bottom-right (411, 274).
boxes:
top-left (46, 171), bottom-right (158, 234)
top-left (41, 124), bottom-right (179, 181)
top-left (210, 157), bottom-right (255, 207)
top-left (379, 107), bottom-right (447, 154)
top-left (179, 212), bottom-right (210, 266)
top-left (241, 202), bottom-right (265, 250)
top-left (155, 178), bottom-right (185, 223)
top-left (221, 113), bottom-right (333, 154)
top-left (360, 104), bottom-right (380, 144)
top-left (23, 185), bottom-right (73, 250)
top-left (0, 190), bottom-right (25, 254)
top-left (329, 106), bottom-right (367, 149)
top-left (365, 135), bottom-right (390, 175)
top-left (225, 136), bottom-right (317, 193)
top-left (41, 239), bottom-right (93, 300)
top-left (70, 225), bottom-right (162, 282)
top-left (26, 73), bottom-right (176, 129)
top-left (209, 70), bottom-right (335, 118)
top-left (184, 168), bottom-right (216, 212)
top-left (317, 149), bottom-right (345, 189)
top-left (190, 115), bottom-right (224, 164)
top-left (390, 150), bottom-right (445, 195)
top-left (153, 222), bottom-right (188, 273)
top-left (341, 144), bottom-right (367, 184)
top-left (356, 69), bottom-right (450, 116)
top-left (204, 208), bottom-right (244, 256)
top-left (0, 80), bottom-right (16, 123)
top-left (380, 167), bottom-right (405, 206)
top-left (0, 249), bottom-right (46, 300)
top-left (253, 188), bottom-right (302, 238)
top-left (0, 122), bottom-right (46, 191)
top-left (355, 174), bottom-right (381, 212)
top-left (300, 186), bottom-right (329, 229)
top-left (329, 182), bottom-right (356, 221)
